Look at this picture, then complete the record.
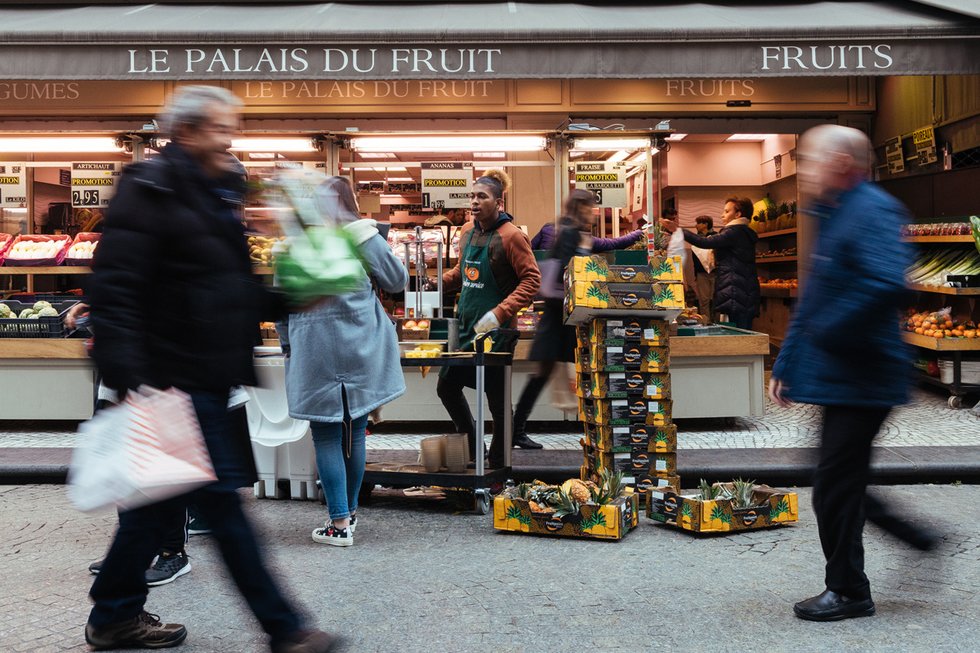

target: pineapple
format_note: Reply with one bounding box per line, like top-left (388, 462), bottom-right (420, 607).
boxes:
top-left (552, 489), bottom-right (581, 520)
top-left (561, 478), bottom-right (592, 504)
top-left (730, 478), bottom-right (757, 509)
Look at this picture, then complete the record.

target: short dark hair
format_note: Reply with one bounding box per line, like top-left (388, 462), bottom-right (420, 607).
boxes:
top-left (725, 196), bottom-right (753, 219)
top-left (695, 215), bottom-right (714, 229)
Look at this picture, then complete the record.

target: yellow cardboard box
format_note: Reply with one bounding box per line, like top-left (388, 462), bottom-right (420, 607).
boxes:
top-left (578, 397), bottom-right (673, 425)
top-left (648, 484), bottom-right (799, 533)
top-left (585, 423), bottom-right (678, 453)
top-left (576, 317), bottom-right (670, 346)
top-left (493, 492), bottom-right (639, 541)
top-left (567, 254), bottom-right (684, 283)
top-left (567, 280), bottom-right (686, 312)
top-left (575, 344), bottom-right (669, 373)
top-left (576, 371), bottom-right (671, 400)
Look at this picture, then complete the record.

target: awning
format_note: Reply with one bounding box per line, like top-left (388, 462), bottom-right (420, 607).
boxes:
top-left (0, 2), bottom-right (977, 80)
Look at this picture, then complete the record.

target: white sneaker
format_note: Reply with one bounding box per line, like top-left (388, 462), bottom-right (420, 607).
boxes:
top-left (312, 524), bottom-right (353, 547)
top-left (348, 514), bottom-right (357, 534)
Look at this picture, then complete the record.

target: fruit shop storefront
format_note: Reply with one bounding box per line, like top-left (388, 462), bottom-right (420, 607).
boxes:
top-left (0, 2), bottom-right (978, 421)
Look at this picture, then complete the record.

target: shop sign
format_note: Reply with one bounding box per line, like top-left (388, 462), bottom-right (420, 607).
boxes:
top-left (70, 162), bottom-right (121, 208)
top-left (0, 39), bottom-right (977, 81)
top-left (421, 162), bottom-right (473, 210)
top-left (912, 126), bottom-right (938, 166)
top-left (885, 137), bottom-right (905, 174)
top-left (0, 164), bottom-right (27, 209)
top-left (575, 162), bottom-right (627, 208)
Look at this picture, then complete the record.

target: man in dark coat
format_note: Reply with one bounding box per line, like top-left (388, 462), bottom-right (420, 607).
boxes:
top-left (661, 198), bottom-right (760, 329)
top-left (85, 86), bottom-right (342, 653)
top-left (770, 124), bottom-right (940, 623)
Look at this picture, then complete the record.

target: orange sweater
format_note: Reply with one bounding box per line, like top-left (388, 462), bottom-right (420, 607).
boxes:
top-left (443, 217), bottom-right (541, 324)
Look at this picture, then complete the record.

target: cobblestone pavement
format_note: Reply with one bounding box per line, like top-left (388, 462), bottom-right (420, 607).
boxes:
top-left (2, 388), bottom-right (978, 452)
top-left (1, 484), bottom-right (977, 653)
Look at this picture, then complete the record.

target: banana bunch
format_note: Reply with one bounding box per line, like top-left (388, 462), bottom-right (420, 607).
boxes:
top-left (247, 235), bottom-right (282, 267)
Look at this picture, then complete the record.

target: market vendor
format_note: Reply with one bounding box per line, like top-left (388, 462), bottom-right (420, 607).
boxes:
top-left (660, 197), bottom-right (760, 330)
top-left (437, 169), bottom-right (541, 468)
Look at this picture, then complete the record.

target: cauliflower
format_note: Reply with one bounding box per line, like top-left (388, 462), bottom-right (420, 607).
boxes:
top-left (37, 307), bottom-right (59, 317)
top-left (33, 300), bottom-right (53, 312)
top-left (0, 304), bottom-right (11, 318)
top-left (18, 308), bottom-right (35, 319)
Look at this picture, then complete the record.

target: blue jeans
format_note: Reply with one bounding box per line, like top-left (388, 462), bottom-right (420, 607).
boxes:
top-left (311, 416), bottom-right (368, 521)
top-left (88, 391), bottom-right (303, 646)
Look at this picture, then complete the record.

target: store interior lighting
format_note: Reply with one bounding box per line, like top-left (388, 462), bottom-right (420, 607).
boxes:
top-left (0, 137), bottom-right (125, 153)
top-left (665, 133), bottom-right (688, 141)
top-left (726, 134), bottom-right (774, 142)
top-left (606, 150), bottom-right (631, 163)
top-left (349, 135), bottom-right (548, 153)
top-left (570, 137), bottom-right (652, 151)
top-left (472, 152), bottom-right (506, 158)
top-left (229, 137), bottom-right (318, 153)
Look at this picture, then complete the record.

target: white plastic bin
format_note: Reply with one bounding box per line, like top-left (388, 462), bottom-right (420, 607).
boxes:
top-left (248, 348), bottom-right (318, 500)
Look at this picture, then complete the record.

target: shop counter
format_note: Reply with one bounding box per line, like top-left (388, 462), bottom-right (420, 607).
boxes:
top-left (0, 339), bottom-right (96, 420)
top-left (387, 326), bottom-right (769, 422)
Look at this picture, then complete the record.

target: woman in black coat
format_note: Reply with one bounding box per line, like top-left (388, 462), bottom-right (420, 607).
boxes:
top-left (661, 196), bottom-right (760, 330)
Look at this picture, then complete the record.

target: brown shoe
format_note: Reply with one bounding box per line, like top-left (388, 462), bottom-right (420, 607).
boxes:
top-left (85, 611), bottom-right (187, 650)
top-left (272, 629), bottom-right (345, 653)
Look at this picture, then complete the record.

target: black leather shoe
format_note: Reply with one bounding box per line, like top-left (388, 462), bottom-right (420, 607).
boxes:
top-left (793, 590), bottom-right (875, 622)
top-left (512, 433), bottom-right (544, 449)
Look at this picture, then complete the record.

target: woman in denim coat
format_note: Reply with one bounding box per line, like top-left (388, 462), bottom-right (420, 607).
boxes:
top-left (280, 176), bottom-right (407, 547)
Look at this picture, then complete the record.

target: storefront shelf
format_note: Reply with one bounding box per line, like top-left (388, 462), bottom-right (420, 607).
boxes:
top-left (760, 287), bottom-right (798, 298)
top-left (0, 266), bottom-right (91, 274)
top-left (903, 235), bottom-right (975, 244)
top-left (908, 283), bottom-right (980, 296)
top-left (756, 228), bottom-right (798, 239)
top-left (755, 256), bottom-right (798, 264)
top-left (902, 332), bottom-right (980, 351)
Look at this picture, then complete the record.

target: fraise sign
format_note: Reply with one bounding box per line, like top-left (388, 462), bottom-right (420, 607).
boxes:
top-left (128, 47), bottom-right (502, 76)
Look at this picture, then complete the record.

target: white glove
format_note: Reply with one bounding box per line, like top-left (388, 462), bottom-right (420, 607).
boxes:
top-left (474, 310), bottom-right (500, 335)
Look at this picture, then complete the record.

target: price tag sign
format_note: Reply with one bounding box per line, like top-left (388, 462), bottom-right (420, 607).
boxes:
top-left (575, 161), bottom-right (627, 208)
top-left (0, 163), bottom-right (27, 208)
top-left (71, 162), bottom-right (121, 208)
top-left (912, 126), bottom-right (938, 166)
top-left (885, 137), bottom-right (905, 174)
top-left (421, 162), bottom-right (473, 210)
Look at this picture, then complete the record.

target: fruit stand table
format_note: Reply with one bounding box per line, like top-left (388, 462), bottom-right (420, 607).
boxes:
top-left (363, 331), bottom-right (516, 515)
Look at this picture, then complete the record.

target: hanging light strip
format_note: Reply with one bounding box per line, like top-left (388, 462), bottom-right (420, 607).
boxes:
top-left (350, 135), bottom-right (547, 153)
top-left (570, 137), bottom-right (652, 151)
top-left (230, 137), bottom-right (318, 152)
top-left (0, 137), bottom-right (124, 153)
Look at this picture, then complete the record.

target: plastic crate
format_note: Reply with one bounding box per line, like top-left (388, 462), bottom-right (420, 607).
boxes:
top-left (0, 299), bottom-right (79, 338)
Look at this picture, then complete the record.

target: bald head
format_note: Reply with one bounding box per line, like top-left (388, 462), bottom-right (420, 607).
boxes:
top-left (799, 124), bottom-right (872, 201)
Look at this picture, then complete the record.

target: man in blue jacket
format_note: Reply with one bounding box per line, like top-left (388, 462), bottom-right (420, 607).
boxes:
top-left (770, 124), bottom-right (940, 623)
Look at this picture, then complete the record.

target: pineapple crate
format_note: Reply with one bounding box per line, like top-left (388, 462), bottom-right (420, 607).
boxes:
top-left (567, 254), bottom-right (684, 284)
top-left (584, 446), bottom-right (677, 477)
top-left (494, 487), bottom-right (639, 541)
top-left (576, 370), bottom-right (670, 400)
top-left (585, 423), bottom-right (678, 453)
top-left (0, 299), bottom-right (79, 338)
top-left (575, 344), bottom-right (669, 373)
top-left (578, 397), bottom-right (672, 425)
top-left (647, 483), bottom-right (799, 533)
top-left (576, 317), bottom-right (670, 347)
top-left (566, 280), bottom-right (686, 313)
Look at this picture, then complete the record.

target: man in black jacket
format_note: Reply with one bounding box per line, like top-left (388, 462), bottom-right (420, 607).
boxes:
top-left (85, 86), bottom-right (341, 653)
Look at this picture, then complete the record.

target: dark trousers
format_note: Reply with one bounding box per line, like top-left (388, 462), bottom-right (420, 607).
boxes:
top-left (513, 360), bottom-right (556, 436)
top-left (813, 405), bottom-right (890, 600)
top-left (88, 391), bottom-right (302, 645)
top-left (436, 367), bottom-right (508, 465)
top-left (729, 310), bottom-right (755, 330)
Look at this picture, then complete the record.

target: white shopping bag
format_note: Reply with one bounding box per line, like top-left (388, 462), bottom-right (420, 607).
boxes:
top-left (67, 387), bottom-right (217, 513)
top-left (548, 362), bottom-right (578, 411)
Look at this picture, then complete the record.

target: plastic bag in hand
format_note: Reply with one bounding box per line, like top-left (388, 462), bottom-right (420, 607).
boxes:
top-left (666, 228), bottom-right (689, 270)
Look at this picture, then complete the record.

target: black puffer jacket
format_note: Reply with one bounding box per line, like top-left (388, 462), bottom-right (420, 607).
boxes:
top-left (89, 143), bottom-right (286, 392)
top-left (682, 218), bottom-right (760, 318)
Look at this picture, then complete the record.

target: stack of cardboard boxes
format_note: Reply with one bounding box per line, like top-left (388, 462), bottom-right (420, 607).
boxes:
top-left (565, 254), bottom-right (685, 498)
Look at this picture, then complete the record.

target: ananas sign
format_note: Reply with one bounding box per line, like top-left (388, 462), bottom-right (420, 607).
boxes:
top-left (421, 162), bottom-right (473, 211)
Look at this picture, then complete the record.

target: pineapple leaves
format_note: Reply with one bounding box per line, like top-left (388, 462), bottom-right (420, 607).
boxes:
top-left (580, 510), bottom-right (608, 531)
top-left (769, 497), bottom-right (789, 520)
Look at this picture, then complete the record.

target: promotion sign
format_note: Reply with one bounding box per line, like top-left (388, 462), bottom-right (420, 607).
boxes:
top-left (912, 126), bottom-right (938, 166)
top-left (0, 163), bottom-right (27, 208)
top-left (575, 161), bottom-right (627, 208)
top-left (71, 162), bottom-right (121, 208)
top-left (421, 162), bottom-right (473, 210)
